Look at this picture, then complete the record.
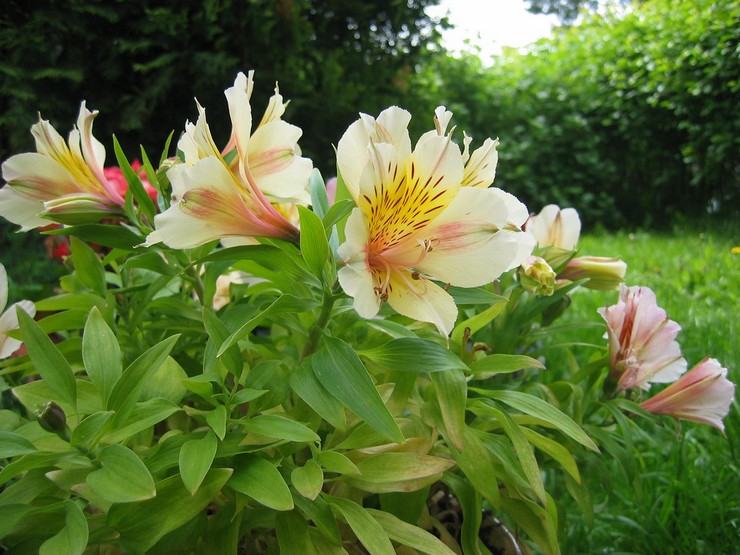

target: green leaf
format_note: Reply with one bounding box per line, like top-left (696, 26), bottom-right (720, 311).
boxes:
top-left (298, 205), bottom-right (330, 280)
top-left (39, 500), bottom-right (88, 555)
top-left (113, 134), bottom-right (156, 223)
top-left (346, 453), bottom-right (455, 494)
top-left (499, 493), bottom-right (560, 555)
top-left (70, 236), bottom-right (107, 297)
top-left (480, 404), bottom-right (546, 505)
top-left (292, 494), bottom-right (342, 547)
top-left (309, 168), bottom-right (330, 219)
top-left (17, 309), bottom-right (77, 410)
top-left (479, 391), bottom-right (599, 452)
top-left (448, 286), bottom-right (508, 305)
top-left (291, 460), bottom-right (324, 500)
top-left (451, 298), bottom-right (508, 345)
top-left (70, 411), bottom-right (113, 450)
top-left (469, 354), bottom-right (545, 376)
top-left (43, 224), bottom-right (143, 250)
top-left (109, 468), bottom-right (232, 554)
top-left (206, 405), bottom-right (228, 440)
top-left (276, 510), bottom-right (318, 555)
top-left (108, 335), bottom-right (180, 423)
top-left (102, 398), bottom-right (180, 443)
top-left (87, 444), bottom-right (156, 503)
top-left (322, 198), bottom-right (355, 232)
top-left (82, 307), bottom-right (122, 404)
top-left (228, 456), bottom-right (293, 511)
top-left (0, 431), bottom-right (36, 458)
top-left (313, 336), bottom-right (403, 443)
top-left (430, 365), bottom-right (467, 450)
top-left (324, 495), bottom-right (395, 555)
top-left (442, 473), bottom-right (487, 555)
top-left (179, 432), bottom-right (218, 495)
top-left (203, 307), bottom-right (243, 377)
top-left (367, 509), bottom-right (457, 555)
top-left (242, 414), bottom-right (319, 443)
top-left (360, 338), bottom-right (468, 374)
top-left (200, 245), bottom-right (312, 282)
top-left (316, 450), bottom-right (361, 475)
top-left (289, 360), bottom-right (347, 430)
top-left (522, 427), bottom-right (581, 484)
top-left (139, 356), bottom-right (187, 404)
top-left (218, 295), bottom-right (318, 355)
top-left (446, 426), bottom-right (501, 507)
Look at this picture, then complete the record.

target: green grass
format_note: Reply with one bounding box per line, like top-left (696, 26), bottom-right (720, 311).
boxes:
top-left (547, 228), bottom-right (739, 554)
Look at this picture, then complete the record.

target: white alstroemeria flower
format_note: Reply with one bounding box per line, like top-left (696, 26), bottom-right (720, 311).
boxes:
top-left (525, 204), bottom-right (581, 251)
top-left (0, 264), bottom-right (36, 359)
top-left (0, 103), bottom-right (125, 230)
top-left (150, 71), bottom-right (312, 248)
top-left (336, 106), bottom-right (534, 335)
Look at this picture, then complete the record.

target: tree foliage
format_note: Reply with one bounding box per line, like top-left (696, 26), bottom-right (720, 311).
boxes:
top-left (0, 0), bottom-right (446, 175)
top-left (411, 0), bottom-right (739, 227)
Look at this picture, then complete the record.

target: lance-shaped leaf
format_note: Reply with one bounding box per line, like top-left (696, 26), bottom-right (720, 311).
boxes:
top-left (313, 336), bottom-right (403, 443)
top-left (451, 298), bottom-right (508, 345)
top-left (298, 206), bottom-right (330, 280)
top-left (478, 390), bottom-right (599, 452)
top-left (367, 509), bottom-right (457, 555)
top-left (345, 452), bottom-right (455, 493)
top-left (87, 444), bottom-right (156, 503)
top-left (289, 360), bottom-right (347, 430)
top-left (179, 432), bottom-right (218, 495)
top-left (39, 500), bottom-right (88, 555)
top-left (430, 364), bottom-right (467, 450)
top-left (82, 306), bottom-right (122, 404)
top-left (107, 335), bottom-right (180, 423)
top-left (276, 510), bottom-right (317, 555)
top-left (0, 431), bottom-right (36, 458)
top-left (242, 414), bottom-right (320, 443)
top-left (469, 354), bottom-right (545, 376)
top-left (70, 236), bottom-right (107, 297)
top-left (360, 337), bottom-right (468, 374)
top-left (228, 456), bottom-right (293, 511)
top-left (17, 309), bottom-right (77, 410)
top-left (324, 495), bottom-right (395, 555)
top-left (109, 468), bottom-right (232, 554)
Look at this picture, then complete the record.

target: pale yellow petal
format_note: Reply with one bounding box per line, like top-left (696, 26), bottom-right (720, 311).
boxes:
top-left (386, 271), bottom-right (457, 336)
top-left (462, 137), bottom-right (499, 188)
top-left (2, 152), bottom-right (79, 198)
top-left (0, 264), bottom-right (7, 313)
top-left (0, 185), bottom-right (50, 231)
top-left (225, 73), bottom-right (254, 166)
top-left (0, 300), bottom-right (35, 359)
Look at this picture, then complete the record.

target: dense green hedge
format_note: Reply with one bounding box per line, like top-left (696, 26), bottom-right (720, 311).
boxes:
top-left (410, 0), bottom-right (739, 227)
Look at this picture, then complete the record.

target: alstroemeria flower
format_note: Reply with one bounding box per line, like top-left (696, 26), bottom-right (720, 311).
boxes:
top-left (525, 204), bottom-right (581, 251)
top-left (149, 71), bottom-right (311, 248)
top-left (598, 285), bottom-right (687, 392)
top-left (0, 103), bottom-right (125, 230)
top-left (337, 106), bottom-right (534, 335)
top-left (0, 264), bottom-right (36, 359)
top-left (559, 256), bottom-right (627, 290)
top-left (640, 358), bottom-right (735, 432)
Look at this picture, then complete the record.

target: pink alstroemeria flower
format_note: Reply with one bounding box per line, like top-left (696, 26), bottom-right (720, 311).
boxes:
top-left (148, 71), bottom-right (312, 248)
top-left (640, 358), bottom-right (735, 432)
top-left (598, 284), bottom-right (687, 392)
top-left (0, 103), bottom-right (125, 230)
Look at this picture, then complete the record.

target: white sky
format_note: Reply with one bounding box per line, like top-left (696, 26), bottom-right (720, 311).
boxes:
top-left (427, 0), bottom-right (560, 60)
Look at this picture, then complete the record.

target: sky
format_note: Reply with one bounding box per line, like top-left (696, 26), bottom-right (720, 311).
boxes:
top-left (426, 0), bottom-right (560, 60)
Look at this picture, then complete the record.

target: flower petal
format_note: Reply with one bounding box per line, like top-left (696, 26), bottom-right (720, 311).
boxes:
top-left (461, 137), bottom-right (499, 188)
top-left (385, 270), bottom-right (457, 336)
top-left (412, 187), bottom-right (533, 286)
top-left (0, 185), bottom-right (50, 231)
top-left (225, 71), bottom-right (254, 166)
top-left (0, 300), bottom-right (36, 359)
top-left (0, 264), bottom-right (7, 313)
top-left (2, 152), bottom-right (80, 199)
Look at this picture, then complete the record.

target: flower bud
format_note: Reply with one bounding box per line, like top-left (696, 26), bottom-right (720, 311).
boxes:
top-left (559, 256), bottom-right (626, 290)
top-left (42, 193), bottom-right (122, 224)
top-left (519, 256), bottom-right (556, 296)
top-left (35, 401), bottom-right (69, 439)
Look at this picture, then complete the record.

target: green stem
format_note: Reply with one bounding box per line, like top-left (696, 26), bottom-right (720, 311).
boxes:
top-left (300, 290), bottom-right (337, 361)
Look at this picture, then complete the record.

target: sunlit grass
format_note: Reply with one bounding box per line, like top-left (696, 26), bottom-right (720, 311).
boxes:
top-left (548, 227), bottom-right (739, 554)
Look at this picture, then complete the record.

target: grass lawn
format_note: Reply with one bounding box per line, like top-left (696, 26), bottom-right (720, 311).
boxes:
top-left (547, 227), bottom-right (739, 554)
